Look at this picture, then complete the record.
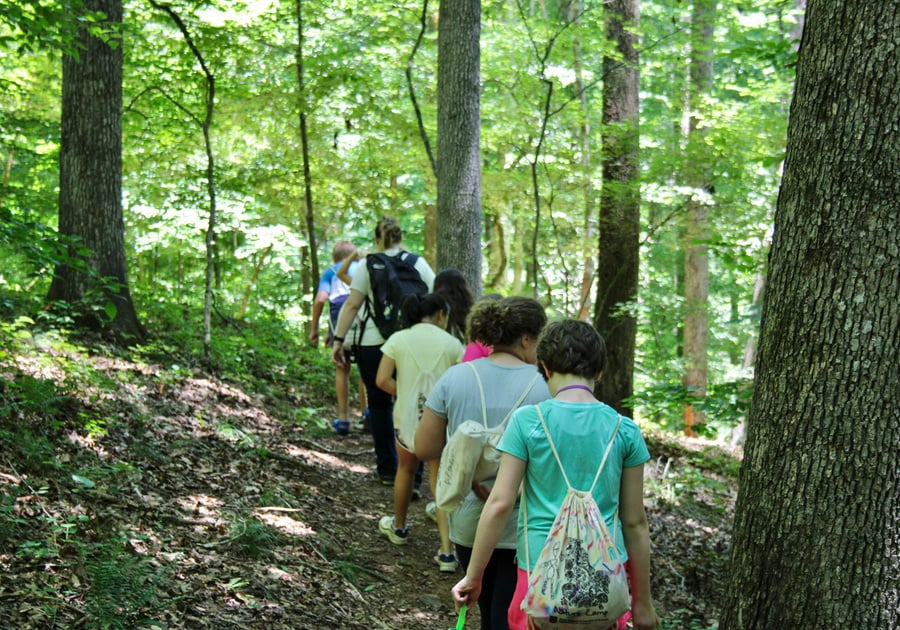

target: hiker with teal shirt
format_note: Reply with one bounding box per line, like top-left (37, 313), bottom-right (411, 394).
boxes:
top-left (331, 216), bottom-right (435, 485)
top-left (450, 320), bottom-right (659, 630)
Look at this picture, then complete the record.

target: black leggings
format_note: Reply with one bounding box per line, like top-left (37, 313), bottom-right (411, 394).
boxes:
top-left (455, 545), bottom-right (518, 630)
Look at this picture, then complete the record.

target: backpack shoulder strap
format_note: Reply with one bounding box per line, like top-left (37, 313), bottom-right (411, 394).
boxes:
top-left (498, 371), bottom-right (540, 430)
top-left (588, 413), bottom-right (623, 494)
top-left (535, 405), bottom-right (622, 491)
top-left (524, 406), bottom-right (623, 575)
top-left (465, 362), bottom-right (488, 426)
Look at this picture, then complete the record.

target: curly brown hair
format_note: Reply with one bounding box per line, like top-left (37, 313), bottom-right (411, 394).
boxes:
top-left (466, 296), bottom-right (546, 347)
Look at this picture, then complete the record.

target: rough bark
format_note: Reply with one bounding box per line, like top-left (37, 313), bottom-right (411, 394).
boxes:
top-left (436, 0), bottom-right (482, 295)
top-left (721, 3), bottom-right (900, 627)
top-left (47, 0), bottom-right (144, 341)
top-left (594, 0), bottom-right (640, 415)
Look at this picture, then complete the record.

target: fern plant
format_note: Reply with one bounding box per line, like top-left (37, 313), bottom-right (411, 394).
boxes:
top-left (84, 544), bottom-right (164, 629)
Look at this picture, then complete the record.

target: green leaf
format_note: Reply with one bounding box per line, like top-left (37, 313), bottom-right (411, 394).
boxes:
top-left (71, 474), bottom-right (96, 488)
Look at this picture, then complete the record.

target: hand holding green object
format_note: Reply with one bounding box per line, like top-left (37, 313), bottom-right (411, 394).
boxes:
top-left (448, 604), bottom-right (466, 630)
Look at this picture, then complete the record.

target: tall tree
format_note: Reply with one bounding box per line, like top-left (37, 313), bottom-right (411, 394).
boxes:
top-left (721, 2), bottom-right (900, 627)
top-left (682, 0), bottom-right (717, 436)
top-left (148, 0), bottom-right (217, 361)
top-left (296, 0), bottom-right (319, 302)
top-left (47, 0), bottom-right (144, 341)
top-left (436, 0), bottom-right (482, 295)
top-left (594, 0), bottom-right (640, 415)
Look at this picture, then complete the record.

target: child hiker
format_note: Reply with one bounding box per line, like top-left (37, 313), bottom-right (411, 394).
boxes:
top-left (450, 319), bottom-right (659, 630)
top-left (375, 293), bottom-right (464, 571)
top-left (415, 297), bottom-right (550, 629)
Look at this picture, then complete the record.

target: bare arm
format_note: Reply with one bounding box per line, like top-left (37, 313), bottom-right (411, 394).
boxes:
top-left (375, 355), bottom-right (396, 395)
top-left (336, 251), bottom-right (359, 285)
top-left (331, 289), bottom-right (365, 367)
top-left (414, 407), bottom-right (447, 461)
top-left (451, 452), bottom-right (526, 608)
top-left (619, 464), bottom-right (659, 630)
top-left (309, 290), bottom-right (329, 345)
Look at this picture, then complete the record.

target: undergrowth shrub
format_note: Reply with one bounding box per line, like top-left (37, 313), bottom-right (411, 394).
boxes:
top-left (631, 377), bottom-right (753, 439)
top-left (83, 542), bottom-right (164, 629)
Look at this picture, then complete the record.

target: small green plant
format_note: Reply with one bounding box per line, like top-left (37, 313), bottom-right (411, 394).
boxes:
top-left (83, 543), bottom-right (165, 629)
top-left (227, 516), bottom-right (275, 558)
top-left (216, 422), bottom-right (255, 448)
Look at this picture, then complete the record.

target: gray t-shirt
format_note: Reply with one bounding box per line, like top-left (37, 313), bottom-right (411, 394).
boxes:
top-left (425, 358), bottom-right (551, 548)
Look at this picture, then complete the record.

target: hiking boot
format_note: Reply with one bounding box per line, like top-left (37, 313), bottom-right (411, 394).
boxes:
top-left (435, 550), bottom-right (459, 573)
top-left (332, 419), bottom-right (350, 436)
top-left (378, 516), bottom-right (408, 545)
top-left (425, 501), bottom-right (437, 523)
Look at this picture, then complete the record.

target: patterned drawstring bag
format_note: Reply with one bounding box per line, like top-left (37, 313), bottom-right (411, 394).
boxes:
top-left (521, 406), bottom-right (630, 629)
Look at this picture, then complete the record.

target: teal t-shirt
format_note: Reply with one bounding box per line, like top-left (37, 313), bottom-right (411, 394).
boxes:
top-left (498, 399), bottom-right (650, 571)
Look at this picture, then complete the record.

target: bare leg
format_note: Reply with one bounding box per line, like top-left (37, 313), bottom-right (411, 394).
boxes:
top-left (335, 362), bottom-right (351, 421)
top-left (357, 374), bottom-right (367, 411)
top-left (429, 459), bottom-right (453, 555)
top-left (393, 440), bottom-right (418, 530)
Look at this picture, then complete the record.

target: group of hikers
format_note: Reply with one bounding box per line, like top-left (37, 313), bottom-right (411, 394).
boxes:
top-left (310, 216), bottom-right (659, 630)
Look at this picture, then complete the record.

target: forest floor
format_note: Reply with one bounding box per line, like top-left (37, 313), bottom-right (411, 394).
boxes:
top-left (1, 344), bottom-right (738, 629)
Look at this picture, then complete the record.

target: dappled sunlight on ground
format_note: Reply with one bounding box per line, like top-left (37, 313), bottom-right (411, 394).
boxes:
top-left (284, 443), bottom-right (372, 475)
top-left (255, 508), bottom-right (317, 537)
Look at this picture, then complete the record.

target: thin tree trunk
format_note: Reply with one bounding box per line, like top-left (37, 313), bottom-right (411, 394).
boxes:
top-left (682, 0), bottom-right (717, 436)
top-left (297, 0), bottom-right (319, 301)
top-left (407, 0), bottom-right (436, 176)
top-left (568, 0), bottom-right (595, 322)
top-left (150, 0), bottom-right (217, 360)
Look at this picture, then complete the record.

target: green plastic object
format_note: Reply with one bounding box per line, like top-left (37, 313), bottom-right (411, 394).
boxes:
top-left (449, 604), bottom-right (467, 630)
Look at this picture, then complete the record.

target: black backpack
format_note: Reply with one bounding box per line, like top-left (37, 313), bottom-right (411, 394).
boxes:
top-left (363, 252), bottom-right (429, 339)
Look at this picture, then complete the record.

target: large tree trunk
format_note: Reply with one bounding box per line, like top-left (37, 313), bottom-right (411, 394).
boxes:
top-left (682, 0), bottom-right (716, 436)
top-left (48, 0), bottom-right (143, 341)
top-left (721, 2), bottom-right (900, 627)
top-left (436, 0), bottom-right (482, 296)
top-left (594, 0), bottom-right (640, 416)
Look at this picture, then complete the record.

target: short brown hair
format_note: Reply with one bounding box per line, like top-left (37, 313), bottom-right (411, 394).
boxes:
top-left (332, 240), bottom-right (356, 262)
top-left (536, 319), bottom-right (606, 379)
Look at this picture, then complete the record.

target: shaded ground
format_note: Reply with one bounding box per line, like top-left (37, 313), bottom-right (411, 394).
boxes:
top-left (1, 350), bottom-right (736, 629)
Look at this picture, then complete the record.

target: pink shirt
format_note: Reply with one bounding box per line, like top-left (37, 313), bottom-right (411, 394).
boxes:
top-left (462, 340), bottom-right (492, 362)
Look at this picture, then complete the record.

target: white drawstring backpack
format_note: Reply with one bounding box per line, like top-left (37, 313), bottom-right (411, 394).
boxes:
top-left (435, 363), bottom-right (539, 512)
top-left (521, 405), bottom-right (630, 629)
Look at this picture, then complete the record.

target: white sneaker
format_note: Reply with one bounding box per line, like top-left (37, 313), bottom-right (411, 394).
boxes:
top-left (425, 501), bottom-right (437, 523)
top-left (378, 516), bottom-right (408, 545)
top-left (435, 550), bottom-right (459, 573)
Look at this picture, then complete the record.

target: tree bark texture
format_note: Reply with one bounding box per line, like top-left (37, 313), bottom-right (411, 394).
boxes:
top-left (721, 3), bottom-right (900, 627)
top-left (594, 0), bottom-right (640, 416)
top-left (682, 0), bottom-right (717, 435)
top-left (436, 0), bottom-right (482, 296)
top-left (48, 0), bottom-right (143, 340)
